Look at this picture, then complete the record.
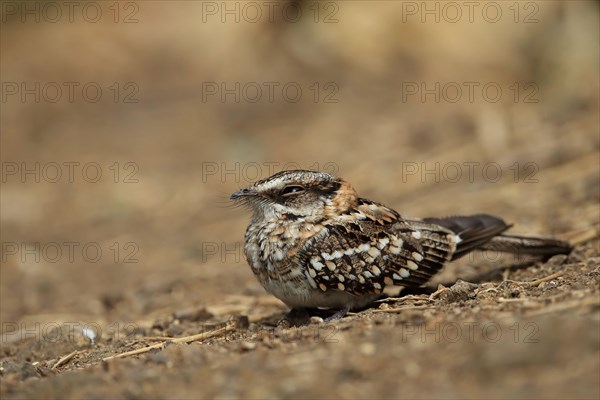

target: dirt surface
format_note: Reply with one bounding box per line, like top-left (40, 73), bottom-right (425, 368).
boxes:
top-left (2, 245), bottom-right (600, 399)
top-left (1, 1), bottom-right (599, 399)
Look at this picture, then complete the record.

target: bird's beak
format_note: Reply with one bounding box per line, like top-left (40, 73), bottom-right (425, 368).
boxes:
top-left (230, 188), bottom-right (257, 200)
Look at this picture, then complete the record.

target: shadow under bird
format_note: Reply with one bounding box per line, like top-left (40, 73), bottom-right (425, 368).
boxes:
top-left (231, 170), bottom-right (572, 319)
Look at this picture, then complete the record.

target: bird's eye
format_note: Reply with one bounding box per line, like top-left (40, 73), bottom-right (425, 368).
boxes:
top-left (280, 185), bottom-right (305, 196)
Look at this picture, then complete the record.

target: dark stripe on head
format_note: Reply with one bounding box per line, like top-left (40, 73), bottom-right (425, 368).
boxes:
top-left (315, 180), bottom-right (341, 197)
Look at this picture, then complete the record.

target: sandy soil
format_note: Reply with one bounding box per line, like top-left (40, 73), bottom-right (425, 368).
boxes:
top-left (1, 1), bottom-right (599, 399)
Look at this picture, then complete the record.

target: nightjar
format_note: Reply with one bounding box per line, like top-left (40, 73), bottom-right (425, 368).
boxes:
top-left (231, 170), bottom-right (571, 316)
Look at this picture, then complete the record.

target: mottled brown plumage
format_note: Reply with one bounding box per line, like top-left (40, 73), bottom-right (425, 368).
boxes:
top-left (231, 170), bottom-right (571, 315)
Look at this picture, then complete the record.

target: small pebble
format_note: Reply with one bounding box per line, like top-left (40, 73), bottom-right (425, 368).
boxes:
top-left (240, 342), bottom-right (256, 351)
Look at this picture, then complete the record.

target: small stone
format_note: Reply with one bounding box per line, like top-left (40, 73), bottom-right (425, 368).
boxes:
top-left (240, 341), bottom-right (256, 351)
top-left (173, 307), bottom-right (213, 322)
top-left (235, 315), bottom-right (250, 329)
top-left (152, 319), bottom-right (171, 331)
top-left (165, 324), bottom-right (183, 337)
top-left (439, 280), bottom-right (478, 303)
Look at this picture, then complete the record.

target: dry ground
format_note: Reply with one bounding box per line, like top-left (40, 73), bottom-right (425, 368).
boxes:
top-left (1, 1), bottom-right (599, 399)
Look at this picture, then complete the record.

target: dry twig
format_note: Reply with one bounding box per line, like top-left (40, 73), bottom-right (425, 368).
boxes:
top-left (102, 323), bottom-right (235, 362)
top-left (371, 305), bottom-right (432, 314)
top-left (52, 350), bottom-right (79, 369)
top-left (521, 270), bottom-right (567, 286)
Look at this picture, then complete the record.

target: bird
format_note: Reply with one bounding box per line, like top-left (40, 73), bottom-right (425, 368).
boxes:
top-left (230, 169), bottom-right (572, 319)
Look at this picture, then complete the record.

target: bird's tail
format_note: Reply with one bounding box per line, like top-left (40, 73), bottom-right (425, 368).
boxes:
top-left (477, 234), bottom-right (573, 257)
top-left (423, 214), bottom-right (572, 260)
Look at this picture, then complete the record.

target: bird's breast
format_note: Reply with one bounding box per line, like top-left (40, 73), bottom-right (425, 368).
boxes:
top-left (243, 218), bottom-right (325, 279)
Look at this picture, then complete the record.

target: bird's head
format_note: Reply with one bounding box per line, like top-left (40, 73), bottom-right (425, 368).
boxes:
top-left (230, 170), bottom-right (358, 221)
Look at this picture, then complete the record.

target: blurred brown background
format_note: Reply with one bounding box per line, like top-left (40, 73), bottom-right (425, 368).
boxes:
top-left (1, 1), bottom-right (599, 398)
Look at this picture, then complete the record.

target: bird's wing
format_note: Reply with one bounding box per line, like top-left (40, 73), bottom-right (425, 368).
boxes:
top-left (422, 215), bottom-right (510, 259)
top-left (297, 199), bottom-right (458, 295)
